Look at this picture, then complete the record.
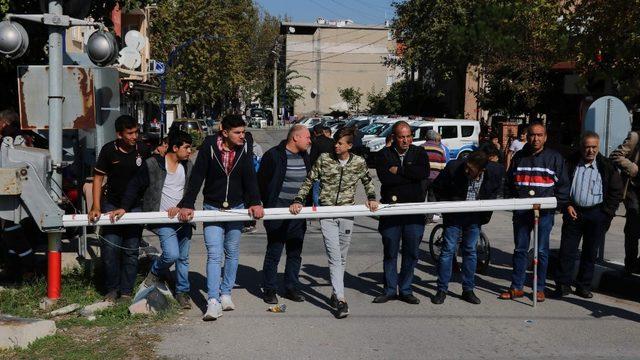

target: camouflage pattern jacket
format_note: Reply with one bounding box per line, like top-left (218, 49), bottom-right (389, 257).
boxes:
top-left (294, 152), bottom-right (376, 206)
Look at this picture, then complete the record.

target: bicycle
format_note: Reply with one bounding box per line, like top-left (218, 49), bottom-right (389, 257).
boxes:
top-left (426, 223), bottom-right (492, 275)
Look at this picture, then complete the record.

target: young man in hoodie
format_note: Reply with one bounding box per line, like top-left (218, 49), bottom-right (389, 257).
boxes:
top-left (289, 127), bottom-right (378, 318)
top-left (112, 130), bottom-right (194, 309)
top-left (177, 115), bottom-right (264, 321)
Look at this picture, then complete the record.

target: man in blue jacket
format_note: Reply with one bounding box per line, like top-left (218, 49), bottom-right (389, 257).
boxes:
top-left (431, 151), bottom-right (504, 305)
top-left (258, 125), bottom-right (312, 304)
top-left (500, 122), bottom-right (570, 303)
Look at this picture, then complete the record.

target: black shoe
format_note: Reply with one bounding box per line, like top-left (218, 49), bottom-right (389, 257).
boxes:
top-left (461, 290), bottom-right (481, 304)
top-left (284, 289), bottom-right (305, 302)
top-left (335, 301), bottom-right (349, 319)
top-left (399, 293), bottom-right (420, 304)
top-left (329, 293), bottom-right (338, 308)
top-left (104, 290), bottom-right (119, 304)
top-left (552, 284), bottom-right (572, 299)
top-left (176, 292), bottom-right (192, 309)
top-left (431, 290), bottom-right (447, 305)
top-left (372, 294), bottom-right (396, 303)
top-left (574, 287), bottom-right (593, 299)
top-left (263, 289), bottom-right (278, 304)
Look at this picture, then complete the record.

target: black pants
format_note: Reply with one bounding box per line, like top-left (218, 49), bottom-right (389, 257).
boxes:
top-left (624, 208), bottom-right (640, 271)
top-left (556, 206), bottom-right (610, 290)
top-left (262, 219), bottom-right (306, 291)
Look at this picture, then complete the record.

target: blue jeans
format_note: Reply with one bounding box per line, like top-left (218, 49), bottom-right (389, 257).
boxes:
top-left (203, 203), bottom-right (244, 301)
top-left (378, 215), bottom-right (425, 296)
top-left (150, 224), bottom-right (192, 294)
top-left (511, 209), bottom-right (554, 290)
top-left (100, 201), bottom-right (141, 295)
top-left (262, 219), bottom-right (306, 291)
top-left (312, 181), bottom-right (320, 207)
top-left (437, 223), bottom-right (480, 292)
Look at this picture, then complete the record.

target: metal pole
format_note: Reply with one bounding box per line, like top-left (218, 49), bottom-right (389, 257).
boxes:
top-left (47, 0), bottom-right (64, 300)
top-left (272, 49), bottom-right (278, 127)
top-left (532, 205), bottom-right (540, 308)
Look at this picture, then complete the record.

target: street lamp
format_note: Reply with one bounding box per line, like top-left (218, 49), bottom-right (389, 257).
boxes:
top-left (0, 20), bottom-right (29, 59)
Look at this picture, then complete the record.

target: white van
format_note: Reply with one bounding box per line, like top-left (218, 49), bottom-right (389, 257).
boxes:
top-left (366, 118), bottom-right (480, 161)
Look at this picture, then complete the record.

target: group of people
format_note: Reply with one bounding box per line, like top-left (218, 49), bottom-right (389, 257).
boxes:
top-left (89, 113), bottom-right (630, 321)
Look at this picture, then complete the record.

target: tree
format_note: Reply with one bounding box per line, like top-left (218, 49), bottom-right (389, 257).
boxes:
top-left (258, 66), bottom-right (309, 111)
top-left (338, 87), bottom-right (363, 113)
top-left (391, 0), bottom-right (568, 118)
top-left (564, 0), bottom-right (640, 107)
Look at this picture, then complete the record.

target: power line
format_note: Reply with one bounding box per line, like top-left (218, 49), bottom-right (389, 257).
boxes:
top-left (286, 31), bottom-right (380, 59)
top-left (326, 0), bottom-right (383, 22)
top-left (307, 0), bottom-right (346, 19)
top-left (291, 35), bottom-right (389, 66)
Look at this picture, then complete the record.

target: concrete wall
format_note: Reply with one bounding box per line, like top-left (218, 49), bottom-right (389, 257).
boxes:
top-left (284, 26), bottom-right (400, 116)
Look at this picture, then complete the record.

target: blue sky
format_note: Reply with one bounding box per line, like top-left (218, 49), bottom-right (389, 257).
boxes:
top-left (254, 0), bottom-right (396, 25)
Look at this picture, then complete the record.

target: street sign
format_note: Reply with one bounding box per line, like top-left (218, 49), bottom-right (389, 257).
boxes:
top-left (583, 96), bottom-right (631, 157)
top-left (149, 59), bottom-right (166, 75)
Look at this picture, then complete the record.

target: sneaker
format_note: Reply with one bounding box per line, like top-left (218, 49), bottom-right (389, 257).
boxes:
top-left (263, 289), bottom-right (278, 304)
top-left (335, 301), bottom-right (349, 319)
top-left (372, 294), bottom-right (396, 303)
top-left (574, 286), bottom-right (593, 299)
top-left (176, 293), bottom-right (192, 309)
top-left (431, 290), bottom-right (447, 304)
top-left (142, 271), bottom-right (160, 288)
top-left (461, 290), bottom-right (481, 304)
top-left (242, 226), bottom-right (257, 234)
top-left (220, 294), bottom-right (235, 311)
top-left (104, 290), bottom-right (119, 304)
top-left (203, 298), bottom-right (223, 321)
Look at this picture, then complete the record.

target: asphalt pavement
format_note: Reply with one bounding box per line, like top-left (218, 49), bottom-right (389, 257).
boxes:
top-left (152, 128), bottom-right (640, 359)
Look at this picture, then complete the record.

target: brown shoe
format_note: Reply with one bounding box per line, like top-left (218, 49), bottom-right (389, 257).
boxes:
top-left (536, 291), bottom-right (545, 303)
top-left (499, 288), bottom-right (524, 300)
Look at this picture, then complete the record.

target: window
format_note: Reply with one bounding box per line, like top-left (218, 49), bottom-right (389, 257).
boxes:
top-left (418, 127), bottom-right (433, 140)
top-left (439, 125), bottom-right (457, 139)
top-left (461, 126), bottom-right (475, 137)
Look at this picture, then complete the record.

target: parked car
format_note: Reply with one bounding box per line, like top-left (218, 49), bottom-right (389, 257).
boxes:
top-left (169, 119), bottom-right (206, 147)
top-left (298, 116), bottom-right (333, 129)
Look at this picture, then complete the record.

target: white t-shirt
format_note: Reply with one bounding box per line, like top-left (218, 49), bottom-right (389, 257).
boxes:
top-left (338, 158), bottom-right (348, 167)
top-left (509, 139), bottom-right (526, 153)
top-left (160, 159), bottom-right (186, 211)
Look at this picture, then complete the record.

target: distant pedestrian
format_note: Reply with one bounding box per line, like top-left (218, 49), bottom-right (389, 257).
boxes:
top-left (554, 132), bottom-right (622, 299)
top-left (423, 130), bottom-right (447, 223)
top-left (506, 127), bottom-right (527, 171)
top-left (373, 121), bottom-right (430, 304)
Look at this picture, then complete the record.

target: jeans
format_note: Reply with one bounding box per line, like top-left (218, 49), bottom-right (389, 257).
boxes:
top-left (557, 207), bottom-right (609, 290)
top-left (262, 219), bottom-right (306, 291)
top-left (378, 215), bottom-right (425, 296)
top-left (312, 181), bottom-right (320, 207)
top-left (203, 203), bottom-right (244, 301)
top-left (150, 224), bottom-right (192, 294)
top-left (511, 209), bottom-right (554, 291)
top-left (437, 222), bottom-right (480, 292)
top-left (320, 218), bottom-right (354, 300)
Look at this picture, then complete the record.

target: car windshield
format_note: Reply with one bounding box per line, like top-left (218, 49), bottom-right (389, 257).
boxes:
top-left (362, 123), bottom-right (385, 135)
top-left (379, 124), bottom-right (417, 137)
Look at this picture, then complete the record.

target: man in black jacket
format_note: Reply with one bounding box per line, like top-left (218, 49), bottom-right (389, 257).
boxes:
top-left (431, 151), bottom-right (504, 305)
top-left (554, 131), bottom-right (623, 299)
top-left (310, 123), bottom-right (334, 165)
top-left (177, 114), bottom-right (264, 321)
top-left (258, 125), bottom-right (312, 304)
top-left (373, 121), bottom-right (430, 304)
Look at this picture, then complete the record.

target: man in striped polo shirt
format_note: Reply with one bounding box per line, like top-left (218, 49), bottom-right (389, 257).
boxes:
top-left (258, 125), bottom-right (312, 304)
top-left (554, 132), bottom-right (622, 299)
top-left (500, 122), bottom-right (570, 303)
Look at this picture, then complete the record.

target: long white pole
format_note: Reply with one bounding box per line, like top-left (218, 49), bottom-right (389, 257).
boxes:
top-left (63, 197), bottom-right (556, 227)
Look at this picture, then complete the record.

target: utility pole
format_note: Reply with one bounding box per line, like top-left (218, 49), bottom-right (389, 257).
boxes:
top-left (272, 41), bottom-right (279, 126)
top-left (46, 0), bottom-right (64, 301)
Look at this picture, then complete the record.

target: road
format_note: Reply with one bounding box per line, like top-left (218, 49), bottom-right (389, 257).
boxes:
top-left (152, 128), bottom-right (640, 359)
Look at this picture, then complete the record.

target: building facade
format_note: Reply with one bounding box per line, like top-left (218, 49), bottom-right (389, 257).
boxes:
top-left (281, 20), bottom-right (401, 116)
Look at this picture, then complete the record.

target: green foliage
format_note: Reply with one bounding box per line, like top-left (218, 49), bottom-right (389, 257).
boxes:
top-left (338, 87), bottom-right (364, 113)
top-left (258, 66), bottom-right (309, 110)
top-left (564, 0), bottom-right (640, 106)
top-left (367, 80), bottom-right (448, 116)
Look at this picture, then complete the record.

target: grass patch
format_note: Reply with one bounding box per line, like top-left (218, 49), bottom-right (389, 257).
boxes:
top-left (0, 267), bottom-right (178, 360)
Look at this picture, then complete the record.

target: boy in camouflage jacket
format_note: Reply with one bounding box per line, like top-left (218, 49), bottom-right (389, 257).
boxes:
top-left (290, 127), bottom-right (378, 319)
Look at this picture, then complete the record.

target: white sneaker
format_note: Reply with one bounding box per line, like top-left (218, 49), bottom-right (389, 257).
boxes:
top-left (220, 294), bottom-right (235, 311)
top-left (203, 298), bottom-right (223, 321)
